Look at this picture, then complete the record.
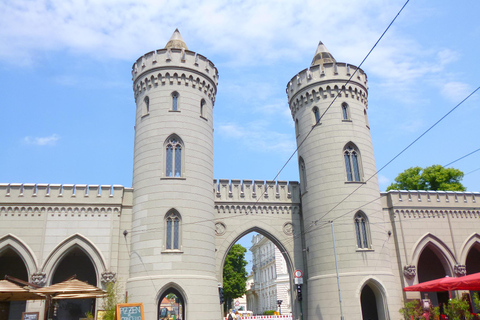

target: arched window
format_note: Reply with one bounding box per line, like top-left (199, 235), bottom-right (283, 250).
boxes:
top-left (143, 96), bottom-right (150, 116)
top-left (341, 103), bottom-right (350, 120)
top-left (200, 99), bottom-right (206, 117)
top-left (171, 92), bottom-right (179, 111)
top-left (165, 135), bottom-right (184, 177)
top-left (354, 211), bottom-right (370, 249)
top-left (312, 107), bottom-right (320, 125)
top-left (165, 210), bottom-right (181, 250)
top-left (299, 157), bottom-right (307, 193)
top-left (344, 143), bottom-right (362, 182)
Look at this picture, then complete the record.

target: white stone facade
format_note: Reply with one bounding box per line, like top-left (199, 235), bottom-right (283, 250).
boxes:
top-left (248, 234), bottom-right (291, 315)
top-left (1, 31), bottom-right (480, 320)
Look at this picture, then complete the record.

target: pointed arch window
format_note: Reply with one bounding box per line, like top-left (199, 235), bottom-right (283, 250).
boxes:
top-left (165, 210), bottom-right (181, 250)
top-left (354, 211), bottom-right (371, 249)
top-left (171, 92), bottom-right (179, 111)
top-left (344, 143), bottom-right (362, 182)
top-left (143, 96), bottom-right (150, 116)
top-left (200, 99), bottom-right (206, 119)
top-left (342, 103), bottom-right (350, 120)
top-left (299, 157), bottom-right (307, 193)
top-left (165, 135), bottom-right (184, 177)
top-left (158, 288), bottom-right (185, 320)
top-left (312, 107), bottom-right (320, 126)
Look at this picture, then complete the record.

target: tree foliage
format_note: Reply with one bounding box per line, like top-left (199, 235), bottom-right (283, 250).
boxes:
top-left (101, 282), bottom-right (127, 320)
top-left (387, 165), bottom-right (466, 191)
top-left (223, 244), bottom-right (248, 310)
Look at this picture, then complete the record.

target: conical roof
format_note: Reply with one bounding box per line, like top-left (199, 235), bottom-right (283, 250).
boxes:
top-left (311, 41), bottom-right (336, 66)
top-left (165, 29), bottom-right (188, 50)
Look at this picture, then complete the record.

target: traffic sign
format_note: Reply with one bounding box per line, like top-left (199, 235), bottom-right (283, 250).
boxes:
top-left (235, 300), bottom-right (240, 307)
top-left (294, 269), bottom-right (303, 278)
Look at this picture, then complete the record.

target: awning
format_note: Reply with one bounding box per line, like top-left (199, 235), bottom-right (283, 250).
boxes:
top-left (0, 280), bottom-right (45, 301)
top-left (403, 272), bottom-right (480, 292)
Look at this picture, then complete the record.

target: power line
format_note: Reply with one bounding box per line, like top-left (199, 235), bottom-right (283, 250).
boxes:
top-left (444, 147), bottom-right (480, 167)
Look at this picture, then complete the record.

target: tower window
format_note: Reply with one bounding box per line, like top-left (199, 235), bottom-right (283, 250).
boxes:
top-left (342, 103), bottom-right (350, 120)
top-left (200, 99), bottom-right (206, 118)
top-left (344, 143), bottom-right (362, 182)
top-left (143, 96), bottom-right (150, 116)
top-left (354, 211), bottom-right (370, 249)
top-left (165, 135), bottom-right (184, 177)
top-left (299, 157), bottom-right (307, 193)
top-left (171, 92), bottom-right (179, 111)
top-left (364, 109), bottom-right (369, 128)
top-left (165, 210), bottom-right (181, 250)
top-left (295, 119), bottom-right (299, 137)
top-left (313, 107), bottom-right (320, 126)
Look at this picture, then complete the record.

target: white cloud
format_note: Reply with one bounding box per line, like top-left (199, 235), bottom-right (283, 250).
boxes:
top-left (377, 174), bottom-right (390, 186)
top-left (217, 121), bottom-right (295, 155)
top-left (441, 82), bottom-right (472, 102)
top-left (23, 134), bottom-right (60, 146)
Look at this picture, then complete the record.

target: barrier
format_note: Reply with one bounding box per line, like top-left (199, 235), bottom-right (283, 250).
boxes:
top-left (224, 315), bottom-right (292, 320)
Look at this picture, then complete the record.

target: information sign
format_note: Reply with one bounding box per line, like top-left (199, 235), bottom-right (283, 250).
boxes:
top-left (116, 303), bottom-right (145, 320)
top-left (21, 312), bottom-right (39, 320)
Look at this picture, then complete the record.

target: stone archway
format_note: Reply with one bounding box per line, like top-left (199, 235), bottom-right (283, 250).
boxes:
top-left (0, 247), bottom-right (29, 320)
top-left (359, 279), bottom-right (388, 320)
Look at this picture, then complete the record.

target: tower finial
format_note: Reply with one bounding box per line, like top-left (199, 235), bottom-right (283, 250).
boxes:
top-left (311, 41), bottom-right (336, 66)
top-left (165, 29), bottom-right (188, 50)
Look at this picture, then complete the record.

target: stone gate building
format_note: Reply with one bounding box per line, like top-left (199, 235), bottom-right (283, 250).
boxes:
top-left (1, 30), bottom-right (480, 320)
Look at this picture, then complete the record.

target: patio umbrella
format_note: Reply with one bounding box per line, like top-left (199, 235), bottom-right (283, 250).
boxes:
top-left (32, 278), bottom-right (105, 298)
top-left (0, 280), bottom-right (45, 301)
top-left (403, 272), bottom-right (480, 292)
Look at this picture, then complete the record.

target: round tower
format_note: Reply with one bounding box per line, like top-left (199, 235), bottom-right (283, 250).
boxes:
top-left (287, 42), bottom-right (400, 319)
top-left (129, 30), bottom-right (219, 319)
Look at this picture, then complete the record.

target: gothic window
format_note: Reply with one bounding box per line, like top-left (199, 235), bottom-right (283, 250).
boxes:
top-left (313, 107), bottom-right (320, 125)
top-left (200, 99), bottom-right (206, 118)
top-left (171, 91), bottom-right (179, 111)
top-left (344, 143), bottom-right (362, 182)
top-left (165, 210), bottom-right (181, 250)
top-left (143, 96), bottom-right (150, 116)
top-left (342, 103), bottom-right (350, 120)
top-left (165, 135), bottom-right (184, 177)
top-left (299, 157), bottom-right (307, 193)
top-left (354, 211), bottom-right (370, 249)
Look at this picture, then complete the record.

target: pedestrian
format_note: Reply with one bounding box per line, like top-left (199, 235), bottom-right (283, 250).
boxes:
top-left (228, 309), bottom-right (234, 320)
top-left (235, 310), bottom-right (241, 320)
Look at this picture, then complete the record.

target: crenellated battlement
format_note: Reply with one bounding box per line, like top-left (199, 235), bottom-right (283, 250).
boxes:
top-left (0, 183), bottom-right (132, 205)
top-left (382, 190), bottom-right (480, 210)
top-left (132, 49), bottom-right (218, 102)
top-left (286, 63), bottom-right (368, 118)
top-left (213, 179), bottom-right (301, 204)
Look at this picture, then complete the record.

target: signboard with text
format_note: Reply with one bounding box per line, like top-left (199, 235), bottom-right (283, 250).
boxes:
top-left (116, 303), bottom-right (145, 320)
top-left (21, 312), bottom-right (39, 320)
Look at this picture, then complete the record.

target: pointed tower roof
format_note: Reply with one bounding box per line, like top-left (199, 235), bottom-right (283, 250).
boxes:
top-left (165, 29), bottom-right (188, 50)
top-left (311, 41), bottom-right (336, 66)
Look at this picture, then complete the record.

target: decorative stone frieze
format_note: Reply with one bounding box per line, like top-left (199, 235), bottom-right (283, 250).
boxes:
top-left (403, 265), bottom-right (416, 279)
top-left (454, 264), bottom-right (466, 277)
top-left (31, 272), bottom-right (46, 285)
top-left (283, 222), bottom-right (294, 236)
top-left (0, 205), bottom-right (121, 215)
top-left (101, 271), bottom-right (117, 283)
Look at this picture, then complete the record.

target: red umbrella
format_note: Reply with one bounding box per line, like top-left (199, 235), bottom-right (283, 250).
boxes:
top-left (403, 272), bottom-right (480, 292)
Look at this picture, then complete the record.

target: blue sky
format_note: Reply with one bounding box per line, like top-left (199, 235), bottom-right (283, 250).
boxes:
top-left (1, 1), bottom-right (479, 269)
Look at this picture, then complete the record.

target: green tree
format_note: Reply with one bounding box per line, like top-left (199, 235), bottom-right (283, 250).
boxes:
top-left (101, 282), bottom-right (127, 320)
top-left (387, 165), bottom-right (466, 191)
top-left (223, 244), bottom-right (248, 312)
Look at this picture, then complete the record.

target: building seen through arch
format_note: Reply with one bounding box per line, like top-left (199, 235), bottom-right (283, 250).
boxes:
top-left (2, 30), bottom-right (480, 320)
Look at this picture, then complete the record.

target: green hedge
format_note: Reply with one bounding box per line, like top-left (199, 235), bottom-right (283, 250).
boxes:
top-left (263, 310), bottom-right (276, 315)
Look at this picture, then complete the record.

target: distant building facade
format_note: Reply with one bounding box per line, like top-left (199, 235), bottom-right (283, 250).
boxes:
top-left (247, 234), bottom-right (291, 315)
top-left (1, 30), bottom-right (480, 320)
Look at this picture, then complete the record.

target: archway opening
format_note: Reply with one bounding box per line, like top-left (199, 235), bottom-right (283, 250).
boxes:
top-left (360, 284), bottom-right (379, 320)
top-left (466, 244), bottom-right (480, 312)
top-left (158, 288), bottom-right (185, 320)
top-left (0, 247), bottom-right (28, 320)
top-left (225, 231), bottom-right (292, 317)
top-left (418, 246), bottom-right (450, 307)
top-left (51, 246), bottom-right (97, 320)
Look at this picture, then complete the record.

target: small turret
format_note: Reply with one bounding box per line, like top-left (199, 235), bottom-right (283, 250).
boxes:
top-left (164, 28), bottom-right (188, 50)
top-left (310, 41), bottom-right (336, 66)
